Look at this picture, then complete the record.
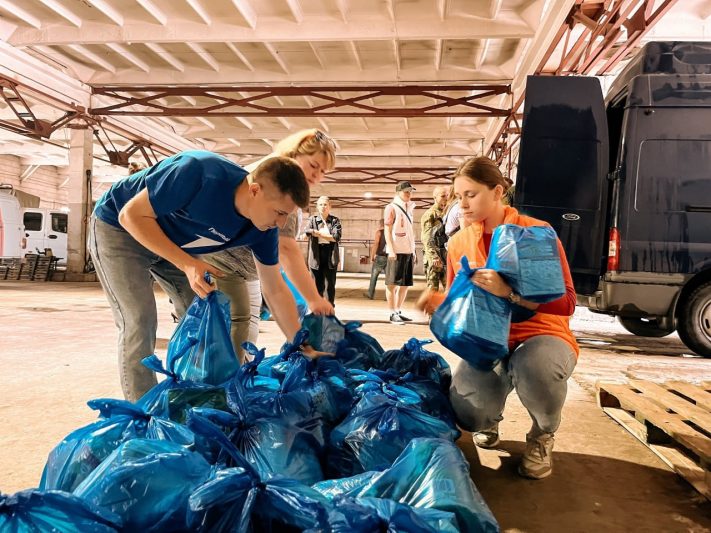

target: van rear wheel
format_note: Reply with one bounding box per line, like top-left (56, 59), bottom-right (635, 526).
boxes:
top-left (677, 281), bottom-right (711, 358)
top-left (618, 316), bottom-right (674, 338)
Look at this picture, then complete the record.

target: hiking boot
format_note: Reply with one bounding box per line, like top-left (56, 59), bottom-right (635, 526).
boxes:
top-left (398, 312), bottom-right (413, 322)
top-left (518, 432), bottom-right (555, 479)
top-left (472, 425), bottom-right (500, 449)
top-left (390, 313), bottom-right (405, 324)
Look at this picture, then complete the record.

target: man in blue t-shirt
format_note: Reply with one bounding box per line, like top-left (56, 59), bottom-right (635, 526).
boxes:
top-left (89, 151), bottom-right (316, 401)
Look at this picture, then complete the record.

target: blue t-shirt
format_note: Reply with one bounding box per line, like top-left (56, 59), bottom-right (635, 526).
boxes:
top-left (93, 150), bottom-right (278, 265)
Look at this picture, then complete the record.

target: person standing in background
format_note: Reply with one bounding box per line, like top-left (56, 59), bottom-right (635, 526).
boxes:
top-left (384, 181), bottom-right (416, 324)
top-left (364, 219), bottom-right (387, 300)
top-left (305, 196), bottom-right (342, 306)
top-left (420, 186), bottom-right (449, 292)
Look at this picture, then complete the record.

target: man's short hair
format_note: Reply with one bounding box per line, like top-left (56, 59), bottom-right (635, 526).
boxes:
top-left (251, 156), bottom-right (310, 209)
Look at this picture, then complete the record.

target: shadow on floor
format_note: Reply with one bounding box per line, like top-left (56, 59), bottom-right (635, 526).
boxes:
top-left (458, 435), bottom-right (711, 533)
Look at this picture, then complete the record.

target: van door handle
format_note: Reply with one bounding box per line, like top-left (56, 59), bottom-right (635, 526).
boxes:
top-left (685, 205), bottom-right (711, 213)
top-left (48, 234), bottom-right (58, 239)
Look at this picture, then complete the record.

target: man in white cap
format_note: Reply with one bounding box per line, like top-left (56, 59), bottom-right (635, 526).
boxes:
top-left (383, 181), bottom-right (416, 324)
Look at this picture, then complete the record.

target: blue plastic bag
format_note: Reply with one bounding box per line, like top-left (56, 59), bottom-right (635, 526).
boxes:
top-left (303, 315), bottom-right (384, 369)
top-left (327, 392), bottom-right (460, 477)
top-left (0, 489), bottom-right (121, 532)
top-left (486, 224), bottom-right (565, 303)
top-left (375, 338), bottom-right (451, 391)
top-left (73, 438), bottom-right (212, 532)
top-left (166, 290), bottom-right (240, 385)
top-left (315, 438), bottom-right (500, 533)
top-left (430, 256), bottom-right (511, 370)
top-left (261, 270), bottom-right (308, 321)
top-left (306, 496), bottom-right (459, 533)
top-left (186, 412), bottom-right (331, 532)
top-left (137, 355), bottom-right (228, 422)
top-left (191, 380), bottom-right (325, 484)
top-left (40, 399), bottom-right (200, 492)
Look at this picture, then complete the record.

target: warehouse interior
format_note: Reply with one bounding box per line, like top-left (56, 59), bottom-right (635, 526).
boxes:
top-left (1, 0), bottom-right (711, 531)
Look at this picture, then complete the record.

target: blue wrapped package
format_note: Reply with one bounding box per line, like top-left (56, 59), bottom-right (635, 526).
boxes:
top-left (349, 369), bottom-right (457, 428)
top-left (0, 489), bottom-right (121, 532)
top-left (137, 355), bottom-right (228, 422)
top-left (186, 412), bottom-right (331, 532)
top-left (327, 392), bottom-right (460, 477)
top-left (166, 290), bottom-right (240, 385)
top-left (262, 269), bottom-right (308, 321)
top-left (486, 224), bottom-right (565, 303)
top-left (40, 399), bottom-right (200, 492)
top-left (430, 256), bottom-right (511, 370)
top-left (305, 496), bottom-right (459, 533)
top-left (236, 342), bottom-right (279, 392)
top-left (375, 338), bottom-right (451, 391)
top-left (191, 380), bottom-right (325, 484)
top-left (302, 315), bottom-right (384, 369)
top-left (256, 329), bottom-right (310, 379)
top-left (73, 438), bottom-right (212, 532)
top-left (314, 438), bottom-right (500, 533)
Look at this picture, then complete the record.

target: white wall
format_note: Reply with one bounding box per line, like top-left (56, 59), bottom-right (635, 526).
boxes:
top-left (0, 155), bottom-right (65, 207)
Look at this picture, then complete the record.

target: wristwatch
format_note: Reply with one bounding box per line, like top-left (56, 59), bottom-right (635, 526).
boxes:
top-left (507, 291), bottom-right (521, 305)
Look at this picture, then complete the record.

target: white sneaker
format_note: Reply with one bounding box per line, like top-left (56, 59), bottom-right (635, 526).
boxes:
top-left (472, 424), bottom-right (500, 449)
top-left (519, 432), bottom-right (554, 479)
top-left (389, 313), bottom-right (405, 324)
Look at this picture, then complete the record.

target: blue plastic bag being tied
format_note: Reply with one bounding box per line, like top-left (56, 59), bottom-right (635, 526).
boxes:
top-left (376, 338), bottom-right (451, 391)
top-left (486, 224), bottom-right (565, 303)
top-left (0, 489), bottom-right (122, 532)
top-left (302, 314), bottom-right (384, 370)
top-left (430, 256), bottom-right (511, 370)
top-left (166, 289), bottom-right (241, 385)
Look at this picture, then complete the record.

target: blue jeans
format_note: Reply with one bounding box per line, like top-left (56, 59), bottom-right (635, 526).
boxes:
top-left (367, 255), bottom-right (388, 298)
top-left (449, 335), bottom-right (577, 436)
top-left (88, 216), bottom-right (195, 401)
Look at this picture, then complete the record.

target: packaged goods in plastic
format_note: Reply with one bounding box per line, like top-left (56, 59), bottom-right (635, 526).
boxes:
top-left (315, 438), bottom-right (500, 533)
top-left (375, 338), bottom-right (451, 391)
top-left (430, 256), bottom-right (511, 370)
top-left (73, 438), bottom-right (212, 532)
top-left (327, 393), bottom-right (460, 477)
top-left (486, 224), bottom-right (565, 303)
top-left (137, 354), bottom-right (228, 421)
top-left (186, 412), bottom-right (331, 532)
top-left (40, 399), bottom-right (200, 492)
top-left (165, 289), bottom-right (240, 385)
top-left (0, 489), bottom-right (121, 532)
top-left (302, 315), bottom-right (384, 369)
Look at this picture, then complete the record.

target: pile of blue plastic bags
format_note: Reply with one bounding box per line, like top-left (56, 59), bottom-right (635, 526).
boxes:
top-left (2, 290), bottom-right (499, 532)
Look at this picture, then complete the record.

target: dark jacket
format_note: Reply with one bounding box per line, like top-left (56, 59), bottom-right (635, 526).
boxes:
top-left (306, 214), bottom-right (342, 270)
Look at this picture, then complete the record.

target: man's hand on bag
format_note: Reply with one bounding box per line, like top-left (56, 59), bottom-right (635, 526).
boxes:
top-left (308, 296), bottom-right (335, 316)
top-left (472, 269), bottom-right (511, 298)
top-left (181, 258), bottom-right (224, 299)
top-left (300, 344), bottom-right (333, 359)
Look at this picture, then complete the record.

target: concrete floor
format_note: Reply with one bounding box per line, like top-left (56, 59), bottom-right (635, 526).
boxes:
top-left (1, 277), bottom-right (710, 532)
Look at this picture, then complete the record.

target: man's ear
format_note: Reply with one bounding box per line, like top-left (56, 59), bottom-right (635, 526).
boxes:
top-left (249, 182), bottom-right (261, 197)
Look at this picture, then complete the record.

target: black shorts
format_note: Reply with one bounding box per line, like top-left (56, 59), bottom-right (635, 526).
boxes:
top-left (386, 253), bottom-right (414, 286)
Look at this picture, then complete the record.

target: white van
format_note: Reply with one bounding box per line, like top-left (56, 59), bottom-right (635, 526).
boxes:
top-left (22, 207), bottom-right (68, 265)
top-left (0, 185), bottom-right (26, 258)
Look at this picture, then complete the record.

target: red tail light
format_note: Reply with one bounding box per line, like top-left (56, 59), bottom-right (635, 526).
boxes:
top-left (607, 227), bottom-right (620, 272)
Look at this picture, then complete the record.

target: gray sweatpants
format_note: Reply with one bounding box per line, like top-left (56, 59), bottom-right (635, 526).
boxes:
top-left (88, 216), bottom-right (195, 402)
top-left (450, 335), bottom-right (577, 436)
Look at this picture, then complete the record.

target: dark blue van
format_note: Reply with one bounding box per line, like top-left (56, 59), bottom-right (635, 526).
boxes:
top-left (515, 41), bottom-right (711, 357)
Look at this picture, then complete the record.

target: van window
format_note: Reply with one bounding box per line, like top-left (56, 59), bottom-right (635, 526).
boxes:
top-left (51, 213), bottom-right (68, 233)
top-left (635, 139), bottom-right (711, 212)
top-left (23, 212), bottom-right (42, 231)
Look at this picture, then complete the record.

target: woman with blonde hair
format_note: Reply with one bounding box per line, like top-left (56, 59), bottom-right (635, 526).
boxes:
top-left (200, 129), bottom-right (338, 361)
top-left (418, 156), bottom-right (578, 480)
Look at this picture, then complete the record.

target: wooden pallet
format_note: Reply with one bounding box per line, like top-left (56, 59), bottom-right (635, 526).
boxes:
top-left (598, 380), bottom-right (711, 500)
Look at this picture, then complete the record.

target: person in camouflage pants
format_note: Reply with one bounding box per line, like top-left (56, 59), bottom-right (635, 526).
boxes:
top-left (420, 185), bottom-right (449, 291)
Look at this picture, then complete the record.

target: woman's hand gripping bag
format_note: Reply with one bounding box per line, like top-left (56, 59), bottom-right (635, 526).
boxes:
top-left (486, 224), bottom-right (565, 303)
top-left (430, 256), bottom-right (511, 370)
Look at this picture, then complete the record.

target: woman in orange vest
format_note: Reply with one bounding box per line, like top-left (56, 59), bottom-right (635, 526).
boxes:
top-left (418, 156), bottom-right (578, 479)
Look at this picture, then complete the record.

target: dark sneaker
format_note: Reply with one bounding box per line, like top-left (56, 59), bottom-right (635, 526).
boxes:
top-left (390, 313), bottom-right (405, 324)
top-left (472, 425), bottom-right (500, 449)
top-left (518, 432), bottom-right (554, 479)
top-left (398, 312), bottom-right (413, 322)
